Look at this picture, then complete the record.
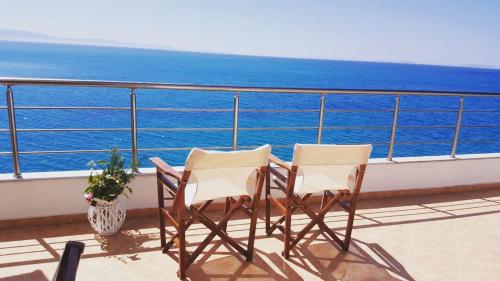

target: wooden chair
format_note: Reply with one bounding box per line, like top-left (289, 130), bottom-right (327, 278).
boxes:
top-left (150, 145), bottom-right (271, 279)
top-left (265, 144), bottom-right (372, 258)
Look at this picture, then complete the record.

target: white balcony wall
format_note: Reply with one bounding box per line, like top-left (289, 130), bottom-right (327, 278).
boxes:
top-left (1, 153), bottom-right (500, 220)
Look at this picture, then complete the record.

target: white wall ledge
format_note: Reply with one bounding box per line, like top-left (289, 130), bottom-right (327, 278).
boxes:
top-left (2, 153), bottom-right (500, 182)
top-left (1, 153), bottom-right (500, 220)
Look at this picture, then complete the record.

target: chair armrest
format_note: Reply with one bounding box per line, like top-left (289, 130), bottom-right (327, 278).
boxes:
top-left (149, 157), bottom-right (183, 181)
top-left (269, 154), bottom-right (292, 172)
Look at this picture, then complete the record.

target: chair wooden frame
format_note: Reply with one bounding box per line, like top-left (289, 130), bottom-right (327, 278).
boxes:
top-left (265, 154), bottom-right (367, 258)
top-left (150, 157), bottom-right (267, 279)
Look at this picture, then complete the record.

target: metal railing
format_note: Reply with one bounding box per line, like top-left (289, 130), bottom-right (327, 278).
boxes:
top-left (2, 77), bottom-right (500, 178)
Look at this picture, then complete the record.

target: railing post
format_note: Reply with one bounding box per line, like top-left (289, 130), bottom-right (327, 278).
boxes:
top-left (130, 88), bottom-right (138, 166)
top-left (451, 96), bottom-right (465, 158)
top-left (6, 86), bottom-right (21, 178)
top-left (232, 92), bottom-right (240, 151)
top-left (317, 95), bottom-right (326, 144)
top-left (387, 95), bottom-right (400, 161)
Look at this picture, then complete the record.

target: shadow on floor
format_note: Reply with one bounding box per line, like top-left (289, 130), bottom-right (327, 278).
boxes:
top-left (93, 228), bottom-right (160, 263)
top-left (282, 231), bottom-right (415, 281)
top-left (0, 270), bottom-right (49, 281)
top-left (183, 231), bottom-right (415, 281)
top-left (0, 217), bottom-right (161, 269)
top-left (187, 248), bottom-right (302, 281)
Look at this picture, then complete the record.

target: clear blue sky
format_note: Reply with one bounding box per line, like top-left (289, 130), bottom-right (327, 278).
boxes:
top-left (1, 0), bottom-right (500, 67)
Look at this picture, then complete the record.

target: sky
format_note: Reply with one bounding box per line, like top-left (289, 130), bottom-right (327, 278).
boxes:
top-left (1, 0), bottom-right (500, 67)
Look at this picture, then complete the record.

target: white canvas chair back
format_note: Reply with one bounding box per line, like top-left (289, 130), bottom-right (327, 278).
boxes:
top-left (291, 144), bottom-right (372, 195)
top-left (183, 144), bottom-right (271, 206)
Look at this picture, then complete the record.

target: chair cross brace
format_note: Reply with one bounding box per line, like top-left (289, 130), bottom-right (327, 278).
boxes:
top-left (287, 191), bottom-right (346, 250)
top-left (162, 194), bottom-right (259, 278)
top-left (266, 193), bottom-right (312, 235)
top-left (266, 162), bottom-right (367, 258)
top-left (267, 186), bottom-right (349, 257)
top-left (185, 197), bottom-right (249, 267)
top-left (163, 200), bottom-right (213, 252)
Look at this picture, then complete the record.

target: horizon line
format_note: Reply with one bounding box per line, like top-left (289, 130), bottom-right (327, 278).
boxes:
top-left (1, 38), bottom-right (499, 71)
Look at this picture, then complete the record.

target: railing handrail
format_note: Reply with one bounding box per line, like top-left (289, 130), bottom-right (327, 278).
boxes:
top-left (2, 77), bottom-right (500, 97)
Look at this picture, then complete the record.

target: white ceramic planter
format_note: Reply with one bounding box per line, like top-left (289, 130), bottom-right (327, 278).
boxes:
top-left (87, 198), bottom-right (126, 235)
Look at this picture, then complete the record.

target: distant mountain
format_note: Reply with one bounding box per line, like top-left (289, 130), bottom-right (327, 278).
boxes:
top-left (464, 64), bottom-right (498, 70)
top-left (0, 29), bottom-right (174, 50)
top-left (1, 29), bottom-right (498, 70)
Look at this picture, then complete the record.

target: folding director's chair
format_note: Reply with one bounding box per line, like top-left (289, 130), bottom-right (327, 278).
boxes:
top-left (150, 144), bottom-right (270, 279)
top-left (265, 144), bottom-right (372, 258)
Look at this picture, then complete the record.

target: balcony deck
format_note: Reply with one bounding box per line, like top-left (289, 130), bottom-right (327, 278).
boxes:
top-left (1, 188), bottom-right (499, 281)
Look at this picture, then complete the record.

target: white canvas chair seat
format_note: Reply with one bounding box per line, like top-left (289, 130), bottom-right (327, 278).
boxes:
top-left (292, 144), bottom-right (371, 195)
top-left (293, 165), bottom-right (358, 194)
top-left (184, 145), bottom-right (270, 206)
top-left (184, 168), bottom-right (258, 207)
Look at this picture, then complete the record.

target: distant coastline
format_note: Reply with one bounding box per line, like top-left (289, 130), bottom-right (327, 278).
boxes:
top-left (0, 29), bottom-right (174, 51)
top-left (1, 40), bottom-right (499, 73)
top-left (1, 29), bottom-right (498, 71)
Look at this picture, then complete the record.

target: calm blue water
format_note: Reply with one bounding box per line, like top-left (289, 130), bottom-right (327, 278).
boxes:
top-left (1, 41), bottom-right (500, 173)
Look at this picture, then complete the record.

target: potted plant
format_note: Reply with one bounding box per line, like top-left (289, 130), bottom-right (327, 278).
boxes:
top-left (84, 148), bottom-right (137, 235)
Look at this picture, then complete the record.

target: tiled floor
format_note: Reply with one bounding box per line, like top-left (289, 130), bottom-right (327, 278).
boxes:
top-left (1, 189), bottom-right (500, 280)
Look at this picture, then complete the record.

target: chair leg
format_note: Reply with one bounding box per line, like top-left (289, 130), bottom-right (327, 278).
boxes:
top-left (342, 207), bottom-right (356, 251)
top-left (159, 212), bottom-right (167, 252)
top-left (157, 179), bottom-right (167, 251)
top-left (283, 197), bottom-right (292, 258)
top-left (222, 197), bottom-right (231, 232)
top-left (247, 171), bottom-right (266, 261)
top-left (265, 170), bottom-right (271, 236)
top-left (320, 191), bottom-right (328, 222)
top-left (246, 198), bottom-right (260, 261)
top-left (177, 220), bottom-right (187, 279)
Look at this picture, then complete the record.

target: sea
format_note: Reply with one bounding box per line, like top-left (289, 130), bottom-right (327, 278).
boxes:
top-left (1, 41), bottom-right (500, 173)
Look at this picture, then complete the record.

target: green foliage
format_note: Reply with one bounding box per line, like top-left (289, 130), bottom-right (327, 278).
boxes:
top-left (84, 148), bottom-right (137, 205)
